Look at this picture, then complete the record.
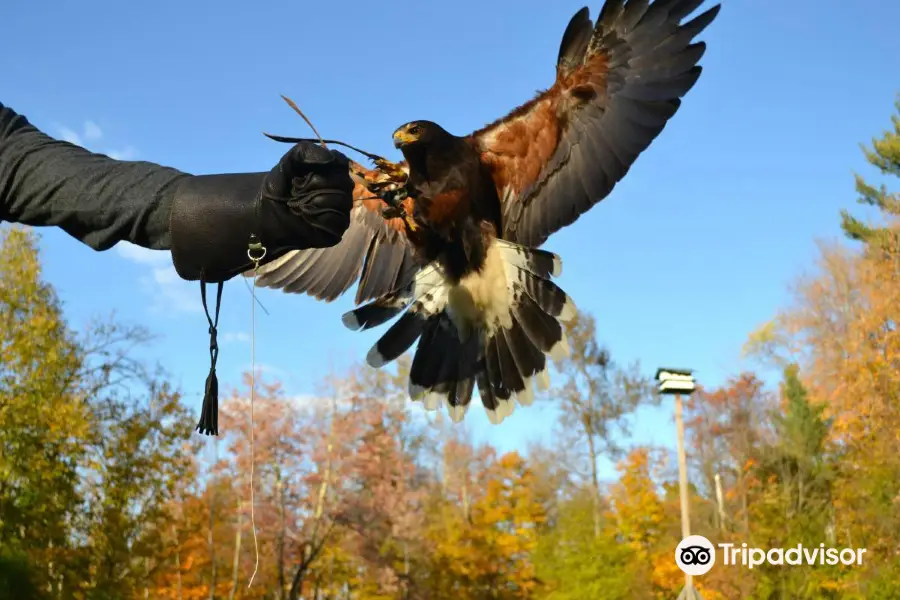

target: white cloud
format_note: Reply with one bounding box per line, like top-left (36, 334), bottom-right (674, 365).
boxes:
top-left (146, 265), bottom-right (202, 314)
top-left (114, 241), bottom-right (201, 315)
top-left (55, 120), bottom-right (136, 161)
top-left (226, 388), bottom-right (446, 428)
top-left (115, 241), bottom-right (170, 265)
top-left (57, 125), bottom-right (82, 146)
top-left (288, 393), bottom-right (325, 410)
top-left (239, 363), bottom-right (287, 378)
top-left (83, 120), bottom-right (103, 141)
top-left (286, 393), bottom-right (366, 415)
top-left (222, 331), bottom-right (251, 344)
top-left (106, 145), bottom-right (138, 161)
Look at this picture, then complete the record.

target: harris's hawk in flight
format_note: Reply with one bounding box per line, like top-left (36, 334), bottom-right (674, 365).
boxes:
top-left (252, 0), bottom-right (721, 424)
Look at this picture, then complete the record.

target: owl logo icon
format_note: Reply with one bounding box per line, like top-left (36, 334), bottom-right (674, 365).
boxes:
top-left (675, 535), bottom-right (716, 576)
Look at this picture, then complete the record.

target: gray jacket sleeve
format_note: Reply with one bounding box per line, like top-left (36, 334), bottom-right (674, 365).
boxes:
top-left (0, 101), bottom-right (190, 250)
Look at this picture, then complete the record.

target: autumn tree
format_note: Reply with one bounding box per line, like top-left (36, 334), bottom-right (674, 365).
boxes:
top-left (535, 487), bottom-right (644, 600)
top-left (341, 409), bottom-right (423, 595)
top-left (425, 449), bottom-right (546, 599)
top-left (327, 363), bottom-right (429, 599)
top-left (150, 466), bottom-right (241, 600)
top-left (741, 98), bottom-right (900, 598)
top-left (521, 440), bottom-right (572, 532)
top-left (180, 361), bottom-right (435, 600)
top-left (0, 226), bottom-right (89, 595)
top-left (609, 447), bottom-right (691, 598)
top-left (747, 364), bottom-right (840, 599)
top-left (207, 374), bottom-right (329, 600)
top-left (550, 310), bottom-right (656, 538)
top-left (684, 373), bottom-right (771, 536)
top-left (80, 380), bottom-right (199, 598)
top-left (1, 226), bottom-right (204, 599)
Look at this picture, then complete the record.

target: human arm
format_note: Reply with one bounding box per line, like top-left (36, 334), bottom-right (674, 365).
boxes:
top-left (0, 100), bottom-right (185, 251)
top-left (0, 101), bottom-right (354, 282)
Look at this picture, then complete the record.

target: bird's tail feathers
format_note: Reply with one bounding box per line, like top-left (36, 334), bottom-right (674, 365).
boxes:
top-left (341, 263), bottom-right (444, 332)
top-left (341, 239), bottom-right (577, 425)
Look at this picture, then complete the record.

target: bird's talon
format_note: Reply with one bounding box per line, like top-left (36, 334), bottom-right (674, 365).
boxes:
top-left (381, 206), bottom-right (403, 219)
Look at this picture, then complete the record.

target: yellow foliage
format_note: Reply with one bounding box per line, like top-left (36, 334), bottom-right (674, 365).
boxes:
top-left (609, 448), bottom-right (666, 557)
top-left (426, 451), bottom-right (546, 599)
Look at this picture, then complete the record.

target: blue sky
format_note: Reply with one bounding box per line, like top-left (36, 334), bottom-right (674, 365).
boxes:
top-left (2, 0), bottom-right (899, 479)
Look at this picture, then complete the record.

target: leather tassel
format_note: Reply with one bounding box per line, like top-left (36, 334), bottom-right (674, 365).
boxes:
top-left (196, 281), bottom-right (224, 436)
top-left (197, 367), bottom-right (219, 435)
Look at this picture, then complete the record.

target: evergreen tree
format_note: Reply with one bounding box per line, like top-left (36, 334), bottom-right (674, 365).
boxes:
top-left (770, 363), bottom-right (833, 490)
top-left (840, 96), bottom-right (900, 253)
top-left (751, 364), bottom-right (838, 599)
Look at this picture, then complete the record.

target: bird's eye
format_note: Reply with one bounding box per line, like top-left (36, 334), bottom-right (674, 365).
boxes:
top-left (408, 125), bottom-right (420, 135)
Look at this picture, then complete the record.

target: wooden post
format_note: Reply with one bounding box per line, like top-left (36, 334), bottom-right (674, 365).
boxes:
top-left (674, 393), bottom-right (692, 589)
top-left (655, 369), bottom-right (702, 599)
top-left (715, 473), bottom-right (726, 533)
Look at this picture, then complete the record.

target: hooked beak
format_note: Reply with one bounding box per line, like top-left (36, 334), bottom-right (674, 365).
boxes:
top-left (392, 128), bottom-right (416, 149)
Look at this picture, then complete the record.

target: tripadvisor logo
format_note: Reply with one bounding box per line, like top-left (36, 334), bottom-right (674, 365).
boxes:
top-left (720, 543), bottom-right (867, 569)
top-left (675, 537), bottom-right (868, 574)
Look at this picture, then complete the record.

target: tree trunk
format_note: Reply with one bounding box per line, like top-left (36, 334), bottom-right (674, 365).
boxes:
top-left (143, 557), bottom-right (150, 600)
top-left (714, 473), bottom-right (726, 533)
top-left (289, 554), bottom-right (310, 600)
top-left (579, 369), bottom-right (603, 539)
top-left (290, 402), bottom-right (337, 600)
top-left (277, 476), bottom-right (287, 599)
top-left (209, 443), bottom-right (219, 600)
top-left (586, 426), bottom-right (602, 538)
top-left (228, 500), bottom-right (244, 600)
top-left (47, 539), bottom-right (54, 597)
top-left (175, 542), bottom-right (184, 600)
top-left (738, 468), bottom-right (749, 534)
top-left (462, 477), bottom-right (471, 523)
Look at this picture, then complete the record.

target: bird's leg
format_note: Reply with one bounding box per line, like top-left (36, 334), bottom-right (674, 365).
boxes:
top-left (379, 187), bottom-right (420, 232)
top-left (372, 158), bottom-right (408, 183)
top-left (380, 187), bottom-right (408, 218)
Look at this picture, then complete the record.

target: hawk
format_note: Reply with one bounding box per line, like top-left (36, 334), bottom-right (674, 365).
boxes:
top-left (252, 0), bottom-right (721, 424)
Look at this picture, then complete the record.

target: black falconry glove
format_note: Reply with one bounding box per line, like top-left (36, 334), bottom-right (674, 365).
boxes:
top-left (169, 142), bottom-right (354, 283)
top-left (167, 142), bottom-right (354, 438)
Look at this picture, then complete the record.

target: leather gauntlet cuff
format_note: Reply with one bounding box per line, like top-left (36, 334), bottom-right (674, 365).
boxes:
top-left (169, 172), bottom-right (271, 282)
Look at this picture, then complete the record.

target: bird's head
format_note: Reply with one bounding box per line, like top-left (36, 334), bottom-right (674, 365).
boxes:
top-left (392, 120), bottom-right (451, 150)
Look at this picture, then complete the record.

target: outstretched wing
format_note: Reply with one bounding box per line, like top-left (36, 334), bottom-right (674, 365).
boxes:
top-left (470, 0), bottom-right (720, 248)
top-left (250, 161), bottom-right (419, 305)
